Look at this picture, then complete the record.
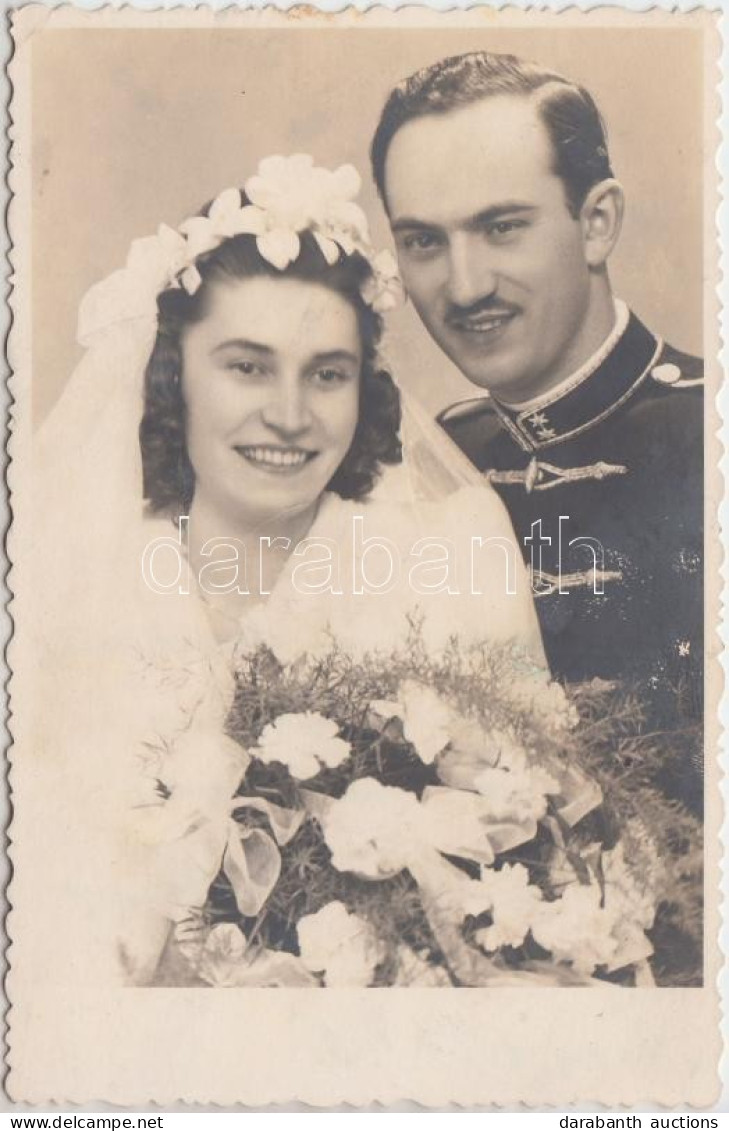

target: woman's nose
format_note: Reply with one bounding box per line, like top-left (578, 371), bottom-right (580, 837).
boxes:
top-left (260, 381), bottom-right (313, 436)
top-left (447, 234), bottom-right (498, 308)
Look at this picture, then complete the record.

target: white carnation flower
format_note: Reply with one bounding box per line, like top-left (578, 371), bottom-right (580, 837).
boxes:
top-left (368, 681), bottom-right (455, 763)
top-left (534, 844), bottom-right (656, 976)
top-left (297, 901), bottom-right (385, 987)
top-left (321, 777), bottom-right (428, 878)
top-left (532, 883), bottom-right (619, 974)
top-left (507, 670), bottom-right (579, 735)
top-left (391, 680), bottom-right (454, 764)
top-left (473, 765), bottom-right (560, 823)
top-left (255, 712), bottom-right (351, 780)
top-left (470, 863), bottom-right (544, 951)
top-left (444, 864), bottom-right (543, 952)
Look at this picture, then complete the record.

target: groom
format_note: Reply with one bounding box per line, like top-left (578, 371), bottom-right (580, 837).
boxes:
top-left (371, 51), bottom-right (703, 750)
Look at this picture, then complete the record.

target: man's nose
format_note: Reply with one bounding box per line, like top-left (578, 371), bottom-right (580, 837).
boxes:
top-left (261, 379), bottom-right (313, 435)
top-left (446, 234), bottom-right (498, 308)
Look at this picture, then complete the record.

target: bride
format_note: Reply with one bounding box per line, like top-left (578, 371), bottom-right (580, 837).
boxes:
top-left (30, 155), bottom-right (546, 986)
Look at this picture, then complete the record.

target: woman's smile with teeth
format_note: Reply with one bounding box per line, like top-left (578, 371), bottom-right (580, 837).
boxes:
top-left (236, 445), bottom-right (315, 469)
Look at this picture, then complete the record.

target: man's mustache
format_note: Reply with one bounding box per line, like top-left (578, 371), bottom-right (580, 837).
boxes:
top-left (445, 297), bottom-right (520, 325)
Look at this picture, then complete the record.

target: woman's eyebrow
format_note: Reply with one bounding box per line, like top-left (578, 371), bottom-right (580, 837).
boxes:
top-left (309, 349), bottom-right (361, 367)
top-left (211, 337), bottom-right (275, 357)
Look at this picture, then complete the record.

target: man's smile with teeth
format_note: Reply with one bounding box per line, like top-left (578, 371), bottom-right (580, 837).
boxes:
top-left (449, 311), bottom-right (516, 333)
top-left (236, 445), bottom-right (316, 469)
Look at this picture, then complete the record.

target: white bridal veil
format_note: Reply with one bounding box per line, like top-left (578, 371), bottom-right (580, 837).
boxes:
top-left (22, 164), bottom-right (543, 987)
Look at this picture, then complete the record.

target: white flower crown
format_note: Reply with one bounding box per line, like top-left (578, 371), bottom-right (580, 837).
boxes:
top-left (79, 155), bottom-right (404, 346)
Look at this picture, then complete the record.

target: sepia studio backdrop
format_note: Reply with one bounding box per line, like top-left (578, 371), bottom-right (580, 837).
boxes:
top-left (31, 24), bottom-right (704, 426)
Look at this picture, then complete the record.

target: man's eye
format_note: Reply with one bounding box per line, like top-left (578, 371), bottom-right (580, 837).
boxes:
top-left (401, 231), bottom-right (441, 253)
top-left (485, 220), bottom-right (525, 239)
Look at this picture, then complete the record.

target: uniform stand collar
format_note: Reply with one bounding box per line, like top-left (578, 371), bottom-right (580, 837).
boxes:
top-left (491, 305), bottom-right (662, 451)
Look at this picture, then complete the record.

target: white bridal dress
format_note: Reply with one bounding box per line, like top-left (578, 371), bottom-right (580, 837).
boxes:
top-left (227, 482), bottom-right (544, 667)
top-left (19, 284), bottom-right (546, 990)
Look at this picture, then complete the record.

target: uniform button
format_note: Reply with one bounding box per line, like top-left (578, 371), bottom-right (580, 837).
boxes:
top-left (652, 363), bottom-right (682, 385)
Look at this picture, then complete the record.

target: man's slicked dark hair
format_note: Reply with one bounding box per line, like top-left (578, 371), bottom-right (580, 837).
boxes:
top-left (371, 51), bottom-right (614, 218)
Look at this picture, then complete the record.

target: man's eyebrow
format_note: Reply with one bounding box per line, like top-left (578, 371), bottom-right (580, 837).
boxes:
top-left (465, 203), bottom-right (537, 229)
top-left (211, 338), bottom-right (275, 356)
top-left (391, 216), bottom-right (441, 234)
top-left (391, 202), bottom-right (536, 234)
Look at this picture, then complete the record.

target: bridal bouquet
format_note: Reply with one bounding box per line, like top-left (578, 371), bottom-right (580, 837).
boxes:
top-left (159, 635), bottom-right (702, 989)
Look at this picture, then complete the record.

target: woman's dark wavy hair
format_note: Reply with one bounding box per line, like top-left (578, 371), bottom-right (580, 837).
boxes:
top-left (139, 200), bottom-right (402, 516)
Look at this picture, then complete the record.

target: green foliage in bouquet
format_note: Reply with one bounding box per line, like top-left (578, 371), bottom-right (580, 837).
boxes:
top-left (563, 681), bottom-right (703, 986)
top-left (175, 631), bottom-right (701, 989)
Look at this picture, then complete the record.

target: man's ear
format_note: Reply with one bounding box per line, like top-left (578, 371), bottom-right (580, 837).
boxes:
top-left (580, 179), bottom-right (624, 268)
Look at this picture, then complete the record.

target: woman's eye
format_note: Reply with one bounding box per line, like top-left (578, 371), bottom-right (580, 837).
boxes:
top-left (229, 360), bottom-right (265, 378)
top-left (311, 367), bottom-right (350, 388)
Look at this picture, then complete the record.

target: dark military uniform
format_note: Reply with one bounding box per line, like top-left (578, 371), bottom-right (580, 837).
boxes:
top-left (439, 310), bottom-right (703, 804)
